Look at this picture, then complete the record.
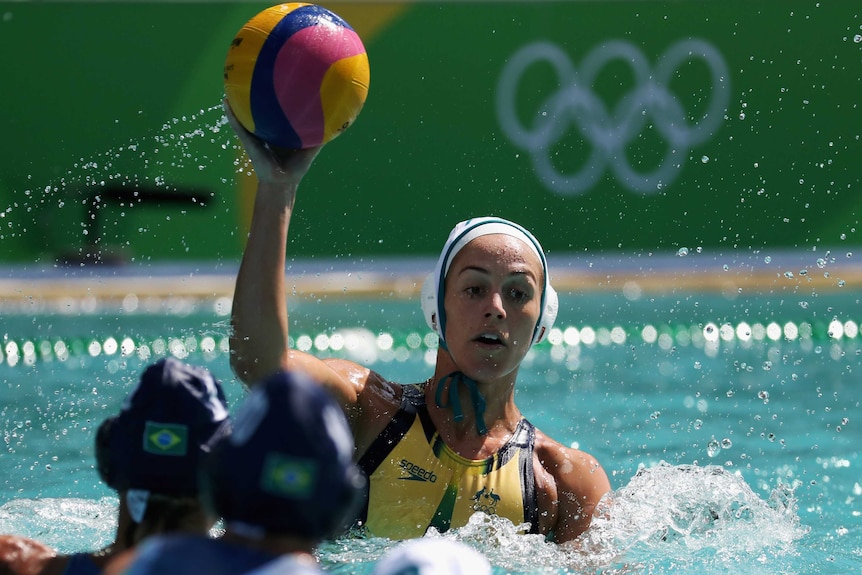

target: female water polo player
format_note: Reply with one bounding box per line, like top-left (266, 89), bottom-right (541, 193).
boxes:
top-left (224, 100), bottom-right (611, 545)
top-left (111, 370), bottom-right (364, 575)
top-left (0, 358), bottom-right (231, 575)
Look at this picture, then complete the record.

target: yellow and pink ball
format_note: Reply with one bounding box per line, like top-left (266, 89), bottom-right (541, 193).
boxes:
top-left (224, 3), bottom-right (370, 149)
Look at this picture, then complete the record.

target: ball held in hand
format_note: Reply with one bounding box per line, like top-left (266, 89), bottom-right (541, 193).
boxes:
top-left (224, 3), bottom-right (370, 149)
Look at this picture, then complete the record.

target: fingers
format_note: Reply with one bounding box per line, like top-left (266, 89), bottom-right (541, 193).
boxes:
top-left (222, 97), bottom-right (324, 184)
top-left (222, 97), bottom-right (249, 139)
top-left (222, 98), bottom-right (270, 158)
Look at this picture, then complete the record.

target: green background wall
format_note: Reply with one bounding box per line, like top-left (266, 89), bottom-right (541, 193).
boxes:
top-left (1, 1), bottom-right (859, 264)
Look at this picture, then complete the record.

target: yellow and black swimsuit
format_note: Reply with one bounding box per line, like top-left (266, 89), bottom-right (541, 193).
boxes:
top-left (356, 384), bottom-right (539, 539)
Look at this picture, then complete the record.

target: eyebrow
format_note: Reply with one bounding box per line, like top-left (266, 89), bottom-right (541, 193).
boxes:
top-left (456, 265), bottom-right (538, 282)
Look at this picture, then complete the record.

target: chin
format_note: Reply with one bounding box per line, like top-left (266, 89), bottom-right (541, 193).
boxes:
top-left (464, 360), bottom-right (520, 384)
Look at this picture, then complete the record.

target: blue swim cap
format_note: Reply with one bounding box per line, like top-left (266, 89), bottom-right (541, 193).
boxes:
top-left (202, 370), bottom-right (365, 541)
top-left (95, 358), bottom-right (231, 496)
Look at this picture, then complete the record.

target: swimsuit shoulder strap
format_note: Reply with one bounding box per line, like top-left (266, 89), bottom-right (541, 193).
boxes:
top-left (354, 383), bottom-right (429, 529)
top-left (506, 418), bottom-right (540, 534)
top-left (357, 383), bottom-right (425, 477)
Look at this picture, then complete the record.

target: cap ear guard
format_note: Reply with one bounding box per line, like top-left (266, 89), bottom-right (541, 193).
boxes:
top-left (420, 272), bottom-right (442, 339)
top-left (533, 283), bottom-right (558, 344)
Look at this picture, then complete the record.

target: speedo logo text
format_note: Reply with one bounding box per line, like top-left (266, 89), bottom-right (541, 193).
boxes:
top-left (398, 459), bottom-right (437, 482)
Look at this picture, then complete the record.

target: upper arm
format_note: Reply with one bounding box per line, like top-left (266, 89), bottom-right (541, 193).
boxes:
top-left (536, 440), bottom-right (611, 544)
top-left (284, 351), bottom-right (402, 455)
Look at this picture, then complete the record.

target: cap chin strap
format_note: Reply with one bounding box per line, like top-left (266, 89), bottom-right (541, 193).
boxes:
top-left (126, 489), bottom-right (150, 523)
top-left (434, 372), bottom-right (488, 436)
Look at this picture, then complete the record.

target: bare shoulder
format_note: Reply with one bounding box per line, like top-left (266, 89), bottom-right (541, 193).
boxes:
top-left (284, 351), bottom-right (399, 409)
top-left (533, 428), bottom-right (607, 480)
top-left (318, 357), bottom-right (404, 455)
top-left (0, 535), bottom-right (57, 575)
top-left (532, 428), bottom-right (611, 543)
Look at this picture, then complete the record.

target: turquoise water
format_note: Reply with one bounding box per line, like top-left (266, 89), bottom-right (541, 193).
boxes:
top-left (1, 290), bottom-right (860, 573)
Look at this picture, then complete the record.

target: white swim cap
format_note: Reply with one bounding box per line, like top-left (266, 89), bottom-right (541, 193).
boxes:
top-left (420, 217), bottom-right (558, 346)
top-left (372, 538), bottom-right (492, 575)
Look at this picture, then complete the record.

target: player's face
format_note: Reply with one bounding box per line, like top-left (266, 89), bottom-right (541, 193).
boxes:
top-left (442, 234), bottom-right (543, 383)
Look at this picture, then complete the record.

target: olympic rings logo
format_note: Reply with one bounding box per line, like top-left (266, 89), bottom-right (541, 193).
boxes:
top-left (496, 39), bottom-right (730, 196)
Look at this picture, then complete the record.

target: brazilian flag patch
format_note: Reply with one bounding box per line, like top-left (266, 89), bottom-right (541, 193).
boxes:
top-left (143, 422), bottom-right (188, 456)
top-left (261, 453), bottom-right (317, 499)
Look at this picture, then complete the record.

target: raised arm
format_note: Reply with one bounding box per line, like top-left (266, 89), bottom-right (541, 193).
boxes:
top-left (223, 101), bottom-right (403, 448)
top-left (223, 99), bottom-right (321, 386)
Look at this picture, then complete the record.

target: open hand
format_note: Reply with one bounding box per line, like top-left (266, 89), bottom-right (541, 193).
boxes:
top-left (222, 97), bottom-right (322, 187)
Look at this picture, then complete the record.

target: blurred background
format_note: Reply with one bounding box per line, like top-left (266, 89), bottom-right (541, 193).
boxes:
top-left (0, 0), bottom-right (859, 272)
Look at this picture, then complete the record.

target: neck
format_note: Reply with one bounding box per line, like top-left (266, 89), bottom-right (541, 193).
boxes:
top-left (432, 352), bottom-right (519, 413)
top-left (430, 358), bottom-right (520, 438)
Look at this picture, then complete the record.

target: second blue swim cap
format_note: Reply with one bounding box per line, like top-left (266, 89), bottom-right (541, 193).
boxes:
top-left (95, 357), bottom-right (231, 496)
top-left (202, 369), bottom-right (365, 541)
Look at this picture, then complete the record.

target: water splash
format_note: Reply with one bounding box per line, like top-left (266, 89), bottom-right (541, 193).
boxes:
top-left (5, 104), bottom-right (234, 262)
top-left (578, 462), bottom-right (808, 571)
top-left (321, 462), bottom-right (807, 574)
top-left (0, 497), bottom-right (117, 553)
top-left (0, 462), bottom-right (811, 573)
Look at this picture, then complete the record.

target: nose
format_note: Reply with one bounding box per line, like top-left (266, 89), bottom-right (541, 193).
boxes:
top-left (484, 291), bottom-right (506, 319)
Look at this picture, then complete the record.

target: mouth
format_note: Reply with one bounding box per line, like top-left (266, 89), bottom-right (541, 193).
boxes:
top-left (474, 333), bottom-right (506, 347)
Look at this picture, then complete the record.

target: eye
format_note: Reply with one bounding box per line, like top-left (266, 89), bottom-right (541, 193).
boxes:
top-left (508, 287), bottom-right (529, 303)
top-left (465, 286), bottom-right (484, 297)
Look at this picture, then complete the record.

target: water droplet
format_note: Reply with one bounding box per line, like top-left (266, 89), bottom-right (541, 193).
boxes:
top-left (721, 438), bottom-right (733, 449)
top-left (701, 155), bottom-right (710, 163)
top-left (764, 256), bottom-right (772, 264)
top-left (707, 438), bottom-right (721, 457)
top-left (855, 34), bottom-right (862, 43)
top-left (694, 419), bottom-right (703, 430)
top-left (677, 247), bottom-right (689, 257)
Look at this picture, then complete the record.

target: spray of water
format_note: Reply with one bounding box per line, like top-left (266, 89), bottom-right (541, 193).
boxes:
top-left (322, 462), bottom-right (807, 574)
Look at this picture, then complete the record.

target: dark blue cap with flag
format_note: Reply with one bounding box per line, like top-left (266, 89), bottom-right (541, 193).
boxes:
top-left (95, 357), bottom-right (230, 496)
top-left (202, 369), bottom-right (365, 541)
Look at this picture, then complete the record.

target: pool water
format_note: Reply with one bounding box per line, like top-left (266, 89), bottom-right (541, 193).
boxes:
top-left (1, 289), bottom-right (860, 573)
